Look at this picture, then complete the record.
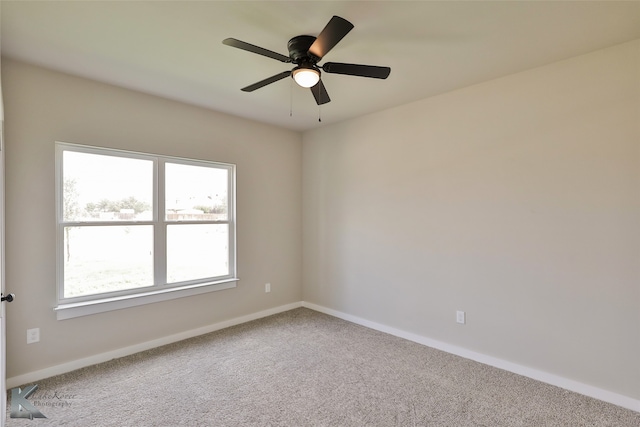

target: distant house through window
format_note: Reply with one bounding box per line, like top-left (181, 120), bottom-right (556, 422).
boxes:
top-left (55, 142), bottom-right (236, 318)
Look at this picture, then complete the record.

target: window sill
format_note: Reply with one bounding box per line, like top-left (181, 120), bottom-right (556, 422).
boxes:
top-left (54, 278), bottom-right (238, 320)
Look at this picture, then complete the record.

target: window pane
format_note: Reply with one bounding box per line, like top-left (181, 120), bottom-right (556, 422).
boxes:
top-left (165, 163), bottom-right (228, 221)
top-left (167, 224), bottom-right (229, 283)
top-left (63, 226), bottom-right (154, 298)
top-left (63, 151), bottom-right (153, 222)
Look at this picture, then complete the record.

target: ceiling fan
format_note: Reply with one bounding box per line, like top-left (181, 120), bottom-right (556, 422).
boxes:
top-left (223, 16), bottom-right (391, 105)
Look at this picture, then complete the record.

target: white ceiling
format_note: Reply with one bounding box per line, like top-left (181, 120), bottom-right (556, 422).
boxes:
top-left (2, 1), bottom-right (639, 132)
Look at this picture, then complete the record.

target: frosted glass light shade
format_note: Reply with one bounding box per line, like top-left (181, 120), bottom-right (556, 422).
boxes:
top-left (292, 68), bottom-right (320, 88)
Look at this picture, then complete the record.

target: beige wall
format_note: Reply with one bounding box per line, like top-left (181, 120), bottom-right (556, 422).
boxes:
top-left (303, 40), bottom-right (640, 399)
top-left (2, 59), bottom-right (302, 378)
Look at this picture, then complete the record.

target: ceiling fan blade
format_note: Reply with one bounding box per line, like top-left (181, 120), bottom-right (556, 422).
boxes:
top-left (308, 16), bottom-right (354, 60)
top-left (241, 71), bottom-right (291, 92)
top-left (322, 62), bottom-right (391, 79)
top-left (310, 80), bottom-right (331, 105)
top-left (223, 38), bottom-right (291, 63)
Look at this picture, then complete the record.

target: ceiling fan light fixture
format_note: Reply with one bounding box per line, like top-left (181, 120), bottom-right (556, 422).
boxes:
top-left (292, 66), bottom-right (320, 88)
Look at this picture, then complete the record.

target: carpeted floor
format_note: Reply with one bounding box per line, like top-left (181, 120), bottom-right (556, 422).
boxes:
top-left (5, 308), bottom-right (640, 426)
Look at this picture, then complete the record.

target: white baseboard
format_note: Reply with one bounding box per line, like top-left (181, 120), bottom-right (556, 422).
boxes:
top-left (6, 302), bottom-right (302, 389)
top-left (302, 301), bottom-right (640, 413)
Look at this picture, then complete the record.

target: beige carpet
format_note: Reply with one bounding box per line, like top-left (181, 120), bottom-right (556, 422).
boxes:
top-left (5, 308), bottom-right (640, 426)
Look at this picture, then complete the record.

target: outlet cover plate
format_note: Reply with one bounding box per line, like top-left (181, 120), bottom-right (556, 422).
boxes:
top-left (27, 328), bottom-right (40, 344)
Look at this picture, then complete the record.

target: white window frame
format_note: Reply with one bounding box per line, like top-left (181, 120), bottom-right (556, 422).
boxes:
top-left (54, 142), bottom-right (237, 320)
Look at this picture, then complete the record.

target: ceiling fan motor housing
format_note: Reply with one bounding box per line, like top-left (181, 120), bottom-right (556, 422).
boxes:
top-left (287, 35), bottom-right (318, 63)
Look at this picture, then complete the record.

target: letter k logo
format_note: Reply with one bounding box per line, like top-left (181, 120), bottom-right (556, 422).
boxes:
top-left (10, 385), bottom-right (47, 419)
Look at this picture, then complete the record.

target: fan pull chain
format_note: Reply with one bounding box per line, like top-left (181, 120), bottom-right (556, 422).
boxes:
top-left (290, 79), bottom-right (293, 117)
top-left (317, 81), bottom-right (322, 122)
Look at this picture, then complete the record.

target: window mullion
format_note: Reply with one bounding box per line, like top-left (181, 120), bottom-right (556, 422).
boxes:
top-left (155, 159), bottom-right (167, 287)
top-left (228, 165), bottom-right (237, 279)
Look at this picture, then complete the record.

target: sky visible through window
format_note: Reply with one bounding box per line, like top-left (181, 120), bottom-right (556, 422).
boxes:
top-left (63, 151), bottom-right (228, 220)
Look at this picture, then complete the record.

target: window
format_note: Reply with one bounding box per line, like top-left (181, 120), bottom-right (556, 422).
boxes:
top-left (55, 142), bottom-right (236, 319)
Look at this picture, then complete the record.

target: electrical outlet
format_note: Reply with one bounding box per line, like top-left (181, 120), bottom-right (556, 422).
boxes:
top-left (265, 283), bottom-right (271, 293)
top-left (456, 311), bottom-right (466, 325)
top-left (27, 328), bottom-right (40, 344)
